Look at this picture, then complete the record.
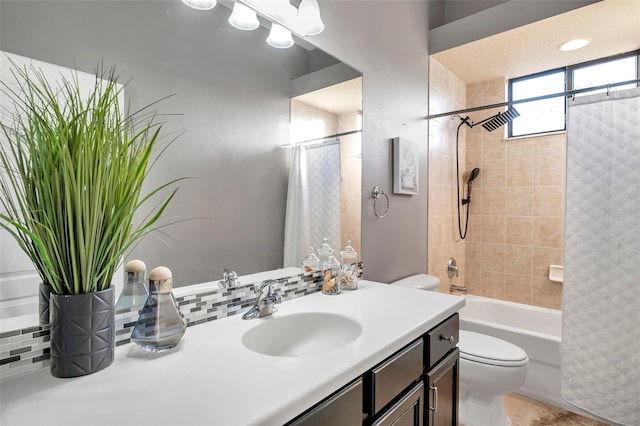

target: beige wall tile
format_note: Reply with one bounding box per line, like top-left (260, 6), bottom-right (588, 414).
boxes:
top-left (507, 157), bottom-right (533, 187)
top-left (532, 277), bottom-right (563, 309)
top-left (467, 83), bottom-right (483, 108)
top-left (507, 138), bottom-right (533, 159)
top-left (467, 190), bottom-right (482, 216)
top-left (482, 136), bottom-right (506, 160)
top-left (532, 247), bottom-right (562, 277)
top-left (429, 70), bottom-right (566, 311)
top-left (482, 216), bottom-right (506, 244)
top-left (506, 273), bottom-right (532, 305)
top-left (465, 268), bottom-right (483, 294)
top-left (533, 186), bottom-right (563, 217)
top-left (532, 216), bottom-right (563, 248)
top-left (465, 214), bottom-right (482, 242)
top-left (506, 216), bottom-right (533, 245)
top-left (534, 134), bottom-right (565, 157)
top-left (482, 159), bottom-right (506, 188)
top-left (506, 245), bottom-right (533, 275)
top-left (506, 187), bottom-right (533, 216)
top-left (482, 271), bottom-right (506, 299)
top-left (428, 120), bottom-right (446, 155)
top-left (534, 155), bottom-right (564, 186)
top-left (466, 133), bottom-right (482, 168)
top-left (482, 188), bottom-right (505, 216)
top-left (481, 243), bottom-right (506, 272)
top-left (465, 242), bottom-right (482, 270)
top-left (482, 77), bottom-right (506, 104)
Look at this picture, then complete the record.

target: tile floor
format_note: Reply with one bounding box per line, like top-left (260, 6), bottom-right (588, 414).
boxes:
top-left (503, 393), bottom-right (611, 426)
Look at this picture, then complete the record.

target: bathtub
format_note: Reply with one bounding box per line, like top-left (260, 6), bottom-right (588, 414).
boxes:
top-left (459, 295), bottom-right (585, 415)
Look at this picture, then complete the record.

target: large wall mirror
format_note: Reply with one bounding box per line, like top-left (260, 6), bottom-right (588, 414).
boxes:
top-left (0, 0), bottom-right (362, 329)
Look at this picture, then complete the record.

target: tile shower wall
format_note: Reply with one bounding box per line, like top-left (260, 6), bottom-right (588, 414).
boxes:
top-left (464, 78), bottom-right (565, 309)
top-left (0, 266), bottom-right (362, 379)
top-left (427, 58), bottom-right (467, 291)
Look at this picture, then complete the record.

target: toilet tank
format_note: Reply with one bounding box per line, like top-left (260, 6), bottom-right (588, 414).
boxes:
top-left (390, 274), bottom-right (440, 291)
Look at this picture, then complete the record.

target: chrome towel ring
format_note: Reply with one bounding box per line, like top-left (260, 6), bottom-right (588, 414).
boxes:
top-left (371, 186), bottom-right (390, 219)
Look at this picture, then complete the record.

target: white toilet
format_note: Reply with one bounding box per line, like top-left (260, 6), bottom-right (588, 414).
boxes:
top-left (391, 274), bottom-right (529, 426)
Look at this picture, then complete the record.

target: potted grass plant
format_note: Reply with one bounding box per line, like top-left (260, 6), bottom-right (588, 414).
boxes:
top-left (0, 62), bottom-right (178, 378)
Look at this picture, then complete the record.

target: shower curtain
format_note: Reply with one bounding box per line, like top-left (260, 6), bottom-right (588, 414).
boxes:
top-left (283, 141), bottom-right (341, 268)
top-left (562, 88), bottom-right (640, 426)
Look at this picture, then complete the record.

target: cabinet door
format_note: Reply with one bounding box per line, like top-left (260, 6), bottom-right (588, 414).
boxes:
top-left (426, 349), bottom-right (459, 426)
top-left (372, 382), bottom-right (424, 426)
top-left (288, 379), bottom-right (363, 426)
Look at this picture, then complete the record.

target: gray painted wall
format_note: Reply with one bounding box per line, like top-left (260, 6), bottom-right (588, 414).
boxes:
top-left (1, 0), bottom-right (431, 286)
top-left (310, 2), bottom-right (431, 283)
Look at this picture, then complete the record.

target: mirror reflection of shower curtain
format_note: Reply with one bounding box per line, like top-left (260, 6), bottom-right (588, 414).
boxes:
top-left (562, 88), bottom-right (640, 426)
top-left (283, 141), bottom-right (341, 268)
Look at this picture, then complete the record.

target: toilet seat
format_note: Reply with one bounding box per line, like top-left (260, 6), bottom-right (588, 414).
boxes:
top-left (459, 330), bottom-right (528, 367)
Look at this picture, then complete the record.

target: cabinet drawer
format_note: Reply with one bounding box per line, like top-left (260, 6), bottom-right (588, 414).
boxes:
top-left (426, 314), bottom-right (459, 369)
top-left (372, 339), bottom-right (424, 414)
top-left (288, 379), bottom-right (363, 426)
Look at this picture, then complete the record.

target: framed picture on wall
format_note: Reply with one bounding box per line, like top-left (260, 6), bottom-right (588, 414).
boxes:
top-left (393, 137), bottom-right (419, 195)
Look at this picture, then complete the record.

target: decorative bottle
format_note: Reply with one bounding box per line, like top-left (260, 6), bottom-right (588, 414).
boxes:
top-left (340, 240), bottom-right (359, 291)
top-left (321, 255), bottom-right (341, 295)
top-left (302, 247), bottom-right (320, 272)
top-left (115, 259), bottom-right (148, 311)
top-left (131, 266), bottom-right (186, 352)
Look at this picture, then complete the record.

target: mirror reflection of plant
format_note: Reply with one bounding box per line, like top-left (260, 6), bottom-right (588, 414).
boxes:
top-left (0, 62), bottom-right (181, 295)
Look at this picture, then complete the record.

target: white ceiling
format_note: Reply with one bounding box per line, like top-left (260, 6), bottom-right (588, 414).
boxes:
top-left (433, 0), bottom-right (640, 85)
top-left (292, 76), bottom-right (362, 115)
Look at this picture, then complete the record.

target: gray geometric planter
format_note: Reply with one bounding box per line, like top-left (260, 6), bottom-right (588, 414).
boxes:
top-left (38, 283), bottom-right (51, 326)
top-left (49, 286), bottom-right (115, 378)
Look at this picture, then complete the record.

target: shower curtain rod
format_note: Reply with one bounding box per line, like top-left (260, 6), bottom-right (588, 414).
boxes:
top-left (425, 78), bottom-right (640, 120)
top-left (280, 129), bottom-right (362, 148)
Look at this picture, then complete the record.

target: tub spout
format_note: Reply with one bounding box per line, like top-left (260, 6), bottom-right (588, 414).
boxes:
top-left (450, 284), bottom-right (467, 295)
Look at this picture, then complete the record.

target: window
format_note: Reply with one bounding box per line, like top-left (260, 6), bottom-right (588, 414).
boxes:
top-left (509, 69), bottom-right (566, 137)
top-left (572, 55), bottom-right (637, 97)
top-left (508, 51), bottom-right (639, 138)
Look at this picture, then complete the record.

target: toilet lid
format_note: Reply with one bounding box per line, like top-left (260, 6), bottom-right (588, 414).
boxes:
top-left (458, 330), bottom-right (528, 367)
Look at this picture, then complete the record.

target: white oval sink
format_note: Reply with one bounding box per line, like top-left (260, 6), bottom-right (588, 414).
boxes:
top-left (241, 312), bottom-right (362, 357)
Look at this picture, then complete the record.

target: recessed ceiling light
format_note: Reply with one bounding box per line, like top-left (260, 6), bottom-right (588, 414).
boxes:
top-left (558, 38), bottom-right (591, 52)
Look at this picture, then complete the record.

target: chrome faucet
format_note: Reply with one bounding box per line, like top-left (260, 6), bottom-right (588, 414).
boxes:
top-left (220, 269), bottom-right (239, 289)
top-left (242, 279), bottom-right (282, 320)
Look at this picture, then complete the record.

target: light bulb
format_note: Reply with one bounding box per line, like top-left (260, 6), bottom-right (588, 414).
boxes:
top-left (181, 0), bottom-right (217, 11)
top-left (267, 23), bottom-right (294, 49)
top-left (229, 2), bottom-right (260, 31)
top-left (298, 0), bottom-right (324, 36)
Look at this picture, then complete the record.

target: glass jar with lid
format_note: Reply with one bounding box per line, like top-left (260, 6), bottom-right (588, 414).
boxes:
top-left (302, 247), bottom-right (320, 272)
top-left (321, 255), bottom-right (341, 295)
top-left (340, 240), bottom-right (358, 291)
top-left (316, 238), bottom-right (334, 264)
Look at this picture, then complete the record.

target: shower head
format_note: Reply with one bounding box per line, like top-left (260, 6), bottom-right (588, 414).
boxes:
top-left (467, 168), bottom-right (480, 184)
top-left (481, 107), bottom-right (520, 132)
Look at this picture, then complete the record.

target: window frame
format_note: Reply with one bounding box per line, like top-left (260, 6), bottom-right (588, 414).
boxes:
top-left (508, 67), bottom-right (567, 138)
top-left (508, 50), bottom-right (640, 138)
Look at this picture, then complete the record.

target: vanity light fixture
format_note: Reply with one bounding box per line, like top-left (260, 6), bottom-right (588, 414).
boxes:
top-left (181, 0), bottom-right (217, 11)
top-left (228, 2), bottom-right (260, 31)
top-left (183, 0), bottom-right (324, 48)
top-left (558, 38), bottom-right (591, 52)
top-left (298, 0), bottom-right (324, 36)
top-left (267, 23), bottom-right (295, 49)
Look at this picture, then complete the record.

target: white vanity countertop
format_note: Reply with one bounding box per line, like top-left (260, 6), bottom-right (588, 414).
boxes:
top-left (0, 281), bottom-right (464, 426)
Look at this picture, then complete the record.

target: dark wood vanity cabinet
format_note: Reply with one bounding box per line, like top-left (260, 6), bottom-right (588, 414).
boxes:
top-left (425, 314), bottom-right (459, 426)
top-left (286, 313), bottom-right (459, 426)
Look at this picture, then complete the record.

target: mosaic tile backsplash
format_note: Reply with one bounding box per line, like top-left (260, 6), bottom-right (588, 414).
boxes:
top-left (0, 264), bottom-right (363, 379)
